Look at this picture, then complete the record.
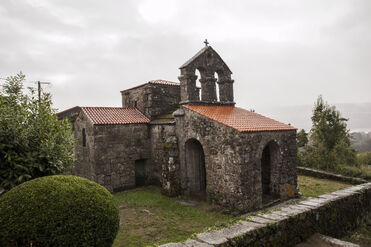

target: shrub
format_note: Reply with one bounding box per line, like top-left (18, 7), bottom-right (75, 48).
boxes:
top-left (336, 165), bottom-right (363, 178)
top-left (357, 152), bottom-right (371, 166)
top-left (0, 175), bottom-right (119, 247)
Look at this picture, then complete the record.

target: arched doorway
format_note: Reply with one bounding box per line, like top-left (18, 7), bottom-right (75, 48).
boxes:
top-left (185, 139), bottom-right (206, 196)
top-left (260, 141), bottom-right (280, 202)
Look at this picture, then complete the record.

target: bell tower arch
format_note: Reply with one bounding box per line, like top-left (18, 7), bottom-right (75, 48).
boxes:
top-left (178, 41), bottom-right (235, 106)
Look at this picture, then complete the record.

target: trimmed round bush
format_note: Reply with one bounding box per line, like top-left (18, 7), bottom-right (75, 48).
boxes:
top-left (0, 175), bottom-right (119, 247)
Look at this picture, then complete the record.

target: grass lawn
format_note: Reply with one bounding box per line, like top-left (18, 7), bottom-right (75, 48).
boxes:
top-left (112, 176), bottom-right (354, 246)
top-left (112, 186), bottom-right (236, 247)
top-left (297, 175), bottom-right (352, 197)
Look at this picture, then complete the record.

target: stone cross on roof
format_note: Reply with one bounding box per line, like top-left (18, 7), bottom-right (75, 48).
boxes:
top-left (204, 39), bottom-right (209, 46)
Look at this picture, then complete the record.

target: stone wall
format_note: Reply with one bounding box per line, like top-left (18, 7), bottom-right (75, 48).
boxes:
top-left (150, 123), bottom-right (180, 195)
top-left (160, 182), bottom-right (371, 247)
top-left (121, 83), bottom-right (180, 120)
top-left (298, 166), bottom-right (368, 184)
top-left (72, 111), bottom-right (96, 181)
top-left (236, 130), bottom-right (298, 209)
top-left (174, 106), bottom-right (297, 212)
top-left (93, 123), bottom-right (151, 192)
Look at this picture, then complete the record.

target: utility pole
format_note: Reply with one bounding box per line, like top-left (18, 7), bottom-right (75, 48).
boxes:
top-left (37, 81), bottom-right (51, 102)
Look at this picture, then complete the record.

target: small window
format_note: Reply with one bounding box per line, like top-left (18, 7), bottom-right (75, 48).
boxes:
top-left (82, 128), bottom-right (86, 147)
top-left (134, 100), bottom-right (137, 107)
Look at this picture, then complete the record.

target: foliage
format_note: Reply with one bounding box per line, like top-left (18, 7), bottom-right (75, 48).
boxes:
top-left (298, 96), bottom-right (357, 171)
top-left (297, 129), bottom-right (308, 148)
top-left (0, 175), bottom-right (119, 247)
top-left (0, 73), bottom-right (74, 190)
top-left (336, 165), bottom-right (371, 180)
top-left (357, 152), bottom-right (371, 166)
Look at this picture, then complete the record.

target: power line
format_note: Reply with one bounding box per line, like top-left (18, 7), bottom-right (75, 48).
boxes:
top-left (0, 77), bottom-right (52, 101)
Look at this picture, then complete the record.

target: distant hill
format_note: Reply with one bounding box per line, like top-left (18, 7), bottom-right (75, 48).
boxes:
top-left (257, 102), bottom-right (371, 133)
top-left (351, 132), bottom-right (371, 152)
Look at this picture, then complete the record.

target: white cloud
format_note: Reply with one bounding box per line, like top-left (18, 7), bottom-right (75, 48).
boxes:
top-left (138, 0), bottom-right (179, 24)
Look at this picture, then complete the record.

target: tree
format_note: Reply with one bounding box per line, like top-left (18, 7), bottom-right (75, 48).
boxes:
top-left (300, 95), bottom-right (357, 171)
top-left (296, 129), bottom-right (308, 148)
top-left (0, 73), bottom-right (74, 190)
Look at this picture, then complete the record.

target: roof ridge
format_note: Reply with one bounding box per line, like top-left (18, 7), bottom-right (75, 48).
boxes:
top-left (81, 106), bottom-right (128, 109)
top-left (120, 79), bottom-right (179, 93)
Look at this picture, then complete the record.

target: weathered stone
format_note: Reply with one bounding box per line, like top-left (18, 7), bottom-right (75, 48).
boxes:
top-left (249, 215), bottom-right (277, 224)
top-left (183, 239), bottom-right (213, 246)
top-left (259, 212), bottom-right (289, 221)
top-left (196, 221), bottom-right (263, 246)
top-left (297, 167), bottom-right (368, 185)
top-left (188, 185), bottom-right (370, 246)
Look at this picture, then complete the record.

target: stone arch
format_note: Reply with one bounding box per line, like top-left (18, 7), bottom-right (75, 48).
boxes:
top-left (185, 138), bottom-right (206, 195)
top-left (260, 140), bottom-right (281, 198)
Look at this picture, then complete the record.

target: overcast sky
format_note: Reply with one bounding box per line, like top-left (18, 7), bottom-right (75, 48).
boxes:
top-left (1, 0), bottom-right (370, 130)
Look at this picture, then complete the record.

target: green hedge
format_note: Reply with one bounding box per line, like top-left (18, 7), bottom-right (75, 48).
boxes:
top-left (0, 175), bottom-right (119, 247)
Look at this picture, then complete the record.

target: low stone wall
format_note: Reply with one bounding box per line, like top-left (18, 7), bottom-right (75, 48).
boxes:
top-left (297, 166), bottom-right (368, 185)
top-left (160, 182), bottom-right (371, 247)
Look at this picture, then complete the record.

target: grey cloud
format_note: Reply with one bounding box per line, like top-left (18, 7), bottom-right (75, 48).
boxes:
top-left (0, 0), bottom-right (370, 131)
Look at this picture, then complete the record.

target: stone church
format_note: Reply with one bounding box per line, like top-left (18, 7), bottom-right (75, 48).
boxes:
top-left (59, 44), bottom-right (298, 212)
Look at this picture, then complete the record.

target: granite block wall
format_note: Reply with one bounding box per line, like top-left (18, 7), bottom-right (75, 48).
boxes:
top-left (150, 123), bottom-right (180, 195)
top-left (121, 83), bottom-right (180, 120)
top-left (93, 124), bottom-right (151, 192)
top-left (71, 111), bottom-right (96, 182)
top-left (173, 106), bottom-right (297, 212)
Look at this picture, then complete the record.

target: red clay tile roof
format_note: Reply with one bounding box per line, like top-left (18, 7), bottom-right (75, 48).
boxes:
top-left (81, 107), bottom-right (150, 125)
top-left (183, 105), bottom-right (296, 132)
